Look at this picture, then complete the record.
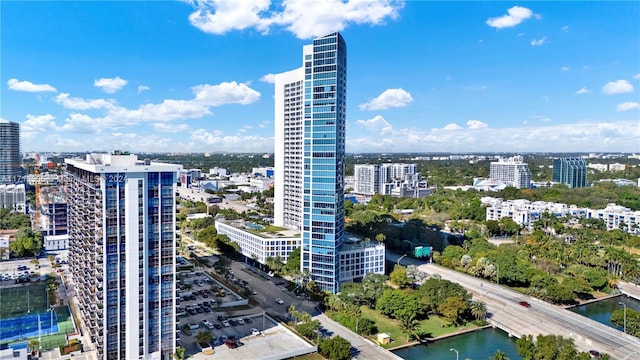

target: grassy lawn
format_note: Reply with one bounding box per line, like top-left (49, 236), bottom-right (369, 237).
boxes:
top-left (55, 306), bottom-right (75, 334)
top-left (359, 307), bottom-right (479, 349)
top-left (0, 283), bottom-right (48, 318)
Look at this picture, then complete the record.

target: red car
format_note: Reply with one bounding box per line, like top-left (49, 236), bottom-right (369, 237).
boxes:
top-left (518, 301), bottom-right (531, 308)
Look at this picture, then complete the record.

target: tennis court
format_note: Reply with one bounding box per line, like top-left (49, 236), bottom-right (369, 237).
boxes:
top-left (0, 283), bottom-right (48, 318)
top-left (0, 311), bottom-right (59, 342)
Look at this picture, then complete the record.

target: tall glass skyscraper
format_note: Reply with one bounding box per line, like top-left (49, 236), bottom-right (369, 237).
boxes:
top-left (552, 157), bottom-right (587, 188)
top-left (65, 153), bottom-right (181, 360)
top-left (275, 32), bottom-right (347, 293)
top-left (0, 119), bottom-right (21, 184)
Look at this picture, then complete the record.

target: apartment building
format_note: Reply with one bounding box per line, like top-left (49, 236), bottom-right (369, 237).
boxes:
top-left (65, 153), bottom-right (181, 360)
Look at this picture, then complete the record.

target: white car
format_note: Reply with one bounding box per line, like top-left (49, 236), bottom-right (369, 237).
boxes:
top-left (221, 320), bottom-right (230, 327)
top-left (237, 318), bottom-right (245, 325)
top-left (251, 328), bottom-right (260, 336)
top-left (202, 320), bottom-right (214, 330)
top-left (275, 298), bottom-right (284, 304)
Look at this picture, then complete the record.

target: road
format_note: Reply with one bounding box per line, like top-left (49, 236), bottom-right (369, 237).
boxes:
top-left (417, 262), bottom-right (640, 360)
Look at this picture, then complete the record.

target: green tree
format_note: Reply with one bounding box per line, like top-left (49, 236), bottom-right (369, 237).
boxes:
top-left (319, 336), bottom-right (352, 360)
top-left (437, 296), bottom-right (468, 325)
top-left (195, 330), bottom-right (213, 344)
top-left (173, 347), bottom-right (186, 360)
top-left (489, 350), bottom-right (510, 360)
top-left (9, 228), bottom-right (42, 257)
top-left (398, 313), bottom-right (420, 342)
top-left (282, 247), bottom-right (301, 275)
top-left (470, 300), bottom-right (487, 321)
top-left (390, 264), bottom-right (412, 289)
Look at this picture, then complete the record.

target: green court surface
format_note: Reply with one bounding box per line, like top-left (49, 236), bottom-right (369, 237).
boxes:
top-left (0, 283), bottom-right (48, 319)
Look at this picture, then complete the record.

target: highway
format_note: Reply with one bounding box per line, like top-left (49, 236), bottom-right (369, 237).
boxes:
top-left (416, 262), bottom-right (640, 360)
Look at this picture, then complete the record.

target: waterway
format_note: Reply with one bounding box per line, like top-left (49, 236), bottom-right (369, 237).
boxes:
top-left (570, 295), bottom-right (640, 330)
top-left (394, 295), bottom-right (640, 359)
top-left (393, 327), bottom-right (522, 360)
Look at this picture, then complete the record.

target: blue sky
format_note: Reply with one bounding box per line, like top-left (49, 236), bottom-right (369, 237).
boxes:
top-left (2, 1), bottom-right (639, 153)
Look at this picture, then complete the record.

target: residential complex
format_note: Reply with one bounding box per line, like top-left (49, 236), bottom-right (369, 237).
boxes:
top-left (552, 157), bottom-right (588, 188)
top-left (353, 163), bottom-right (428, 198)
top-left (0, 184), bottom-right (26, 213)
top-left (483, 197), bottom-right (640, 234)
top-left (0, 119), bottom-right (21, 184)
top-left (65, 153), bottom-right (181, 360)
top-left (489, 156), bottom-right (532, 189)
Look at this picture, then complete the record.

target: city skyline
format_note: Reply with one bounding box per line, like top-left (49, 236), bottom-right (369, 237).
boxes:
top-left (2, 1), bottom-right (639, 154)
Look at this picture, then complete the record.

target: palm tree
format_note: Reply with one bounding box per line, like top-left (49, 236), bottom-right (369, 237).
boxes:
top-left (470, 300), bottom-right (487, 321)
top-left (398, 313), bottom-right (420, 342)
top-left (173, 347), bottom-right (186, 360)
top-left (489, 350), bottom-right (509, 360)
top-left (28, 339), bottom-right (39, 354)
top-left (195, 330), bottom-right (213, 344)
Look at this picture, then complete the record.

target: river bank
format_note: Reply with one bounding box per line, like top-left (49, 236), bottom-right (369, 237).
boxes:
top-left (387, 324), bottom-right (492, 351)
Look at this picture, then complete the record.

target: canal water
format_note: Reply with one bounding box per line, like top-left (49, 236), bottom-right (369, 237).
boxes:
top-left (393, 327), bottom-right (521, 360)
top-left (394, 295), bottom-right (640, 359)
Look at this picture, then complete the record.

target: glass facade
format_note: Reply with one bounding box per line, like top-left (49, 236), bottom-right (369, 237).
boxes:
top-left (301, 33), bottom-right (347, 293)
top-left (552, 158), bottom-right (587, 188)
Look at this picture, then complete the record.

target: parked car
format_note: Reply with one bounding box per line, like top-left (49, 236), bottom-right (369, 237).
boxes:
top-left (275, 298), bottom-right (284, 304)
top-left (251, 328), bottom-right (260, 336)
top-left (243, 317), bottom-right (253, 323)
top-left (221, 320), bottom-right (230, 327)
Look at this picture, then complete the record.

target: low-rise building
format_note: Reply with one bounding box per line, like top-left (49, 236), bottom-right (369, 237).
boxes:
top-left (44, 234), bottom-right (68, 251)
top-left (0, 183), bottom-right (26, 213)
top-left (338, 237), bottom-right (385, 284)
top-left (483, 197), bottom-right (639, 234)
top-left (215, 218), bottom-right (301, 265)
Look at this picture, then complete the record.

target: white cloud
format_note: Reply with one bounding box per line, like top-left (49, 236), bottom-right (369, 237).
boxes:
top-left (22, 114), bottom-right (58, 132)
top-left (530, 115), bottom-right (551, 122)
top-left (138, 85), bottom-right (150, 93)
top-left (7, 78), bottom-right (57, 92)
top-left (530, 37), bottom-right (547, 46)
top-left (94, 76), bottom-right (128, 93)
top-left (575, 87), bottom-right (591, 95)
top-left (440, 123), bottom-right (463, 131)
top-left (258, 120), bottom-right (270, 128)
top-left (192, 81), bottom-right (260, 106)
top-left (486, 6), bottom-right (535, 29)
top-left (260, 73), bottom-right (276, 84)
top-left (634, 73), bottom-right (640, 80)
top-left (151, 123), bottom-right (190, 133)
top-left (616, 102), bottom-right (640, 112)
top-left (55, 93), bottom-right (115, 110)
top-left (186, 0), bottom-right (403, 39)
top-left (359, 88), bottom-right (413, 110)
top-left (561, 25), bottom-right (569, 32)
top-left (355, 115), bottom-right (393, 134)
top-left (602, 80), bottom-right (634, 95)
top-left (53, 81), bottom-right (261, 129)
top-left (560, 66), bottom-right (570, 71)
top-left (189, 128), bottom-right (273, 151)
top-left (466, 120), bottom-right (488, 129)
top-left (61, 113), bottom-right (104, 134)
top-left (345, 120), bottom-right (639, 153)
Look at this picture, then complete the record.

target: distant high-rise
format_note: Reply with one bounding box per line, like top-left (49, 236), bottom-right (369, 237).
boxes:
top-left (0, 120), bottom-right (21, 184)
top-left (553, 157), bottom-right (587, 188)
top-left (489, 156), bottom-right (532, 189)
top-left (274, 32), bottom-right (347, 293)
top-left (65, 153), bottom-right (181, 360)
top-left (354, 164), bottom-right (380, 195)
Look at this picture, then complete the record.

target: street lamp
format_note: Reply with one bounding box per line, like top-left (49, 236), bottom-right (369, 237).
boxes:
top-left (397, 254), bottom-right (407, 265)
top-left (450, 348), bottom-right (459, 360)
top-left (619, 301), bottom-right (627, 334)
